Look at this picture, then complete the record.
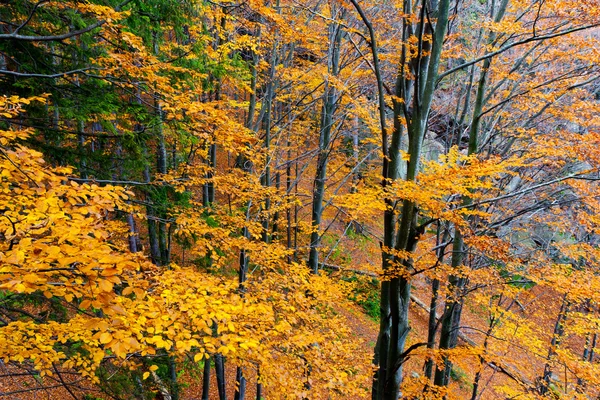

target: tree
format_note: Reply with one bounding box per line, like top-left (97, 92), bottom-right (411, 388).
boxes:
top-left (3, 0), bottom-right (600, 399)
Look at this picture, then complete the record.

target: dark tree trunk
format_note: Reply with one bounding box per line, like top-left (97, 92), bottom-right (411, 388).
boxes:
top-left (215, 354), bottom-right (227, 400)
top-left (168, 356), bottom-right (179, 400)
top-left (234, 368), bottom-right (246, 400)
top-left (347, 0), bottom-right (452, 397)
top-left (202, 358), bottom-right (211, 400)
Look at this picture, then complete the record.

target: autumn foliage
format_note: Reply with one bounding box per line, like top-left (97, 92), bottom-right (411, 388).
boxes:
top-left (1, 0), bottom-right (600, 399)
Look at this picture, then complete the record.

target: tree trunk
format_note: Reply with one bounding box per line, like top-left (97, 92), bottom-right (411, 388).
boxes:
top-left (168, 356), bottom-right (179, 400)
top-left (234, 368), bottom-right (246, 400)
top-left (215, 354), bottom-right (227, 400)
top-left (434, 0), bottom-right (509, 388)
top-left (539, 294), bottom-right (569, 395)
top-left (126, 213), bottom-right (139, 253)
top-left (424, 224), bottom-right (449, 381)
top-left (143, 163), bottom-right (162, 265)
top-left (434, 234), bottom-right (466, 387)
top-left (202, 358), bottom-right (211, 400)
top-left (354, 0), bottom-right (452, 396)
top-left (308, 15), bottom-right (343, 274)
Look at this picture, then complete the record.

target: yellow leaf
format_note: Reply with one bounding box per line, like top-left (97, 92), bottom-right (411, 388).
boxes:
top-left (98, 279), bottom-right (113, 292)
top-left (80, 300), bottom-right (92, 310)
top-left (99, 332), bottom-right (112, 344)
top-left (143, 372), bottom-right (150, 380)
top-left (101, 268), bottom-right (119, 277)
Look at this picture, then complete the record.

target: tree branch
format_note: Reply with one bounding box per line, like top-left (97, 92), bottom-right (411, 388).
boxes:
top-left (462, 172), bottom-right (600, 209)
top-left (0, 0), bottom-right (133, 42)
top-left (0, 68), bottom-right (101, 79)
top-left (0, 21), bottom-right (104, 42)
top-left (437, 23), bottom-right (600, 82)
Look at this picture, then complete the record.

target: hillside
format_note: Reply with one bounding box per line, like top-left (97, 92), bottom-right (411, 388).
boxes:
top-left (1, 0), bottom-right (600, 399)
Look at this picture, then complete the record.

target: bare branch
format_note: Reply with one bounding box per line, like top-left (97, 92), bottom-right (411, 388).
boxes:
top-left (463, 172), bottom-right (600, 209)
top-left (0, 68), bottom-right (101, 79)
top-left (437, 23), bottom-right (600, 82)
top-left (0, 0), bottom-right (133, 42)
top-left (13, 1), bottom-right (49, 36)
top-left (0, 21), bottom-right (104, 42)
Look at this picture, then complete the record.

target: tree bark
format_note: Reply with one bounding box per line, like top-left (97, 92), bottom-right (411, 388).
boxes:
top-left (202, 358), bottom-right (211, 400)
top-left (308, 13), bottom-right (344, 274)
top-left (215, 354), bottom-right (227, 400)
top-left (434, 0), bottom-right (509, 388)
top-left (539, 294), bottom-right (569, 395)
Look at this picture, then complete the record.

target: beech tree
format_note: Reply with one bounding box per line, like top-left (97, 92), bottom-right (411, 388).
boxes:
top-left (2, 0), bottom-right (600, 399)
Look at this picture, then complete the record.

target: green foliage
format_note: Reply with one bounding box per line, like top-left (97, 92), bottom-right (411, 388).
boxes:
top-left (342, 274), bottom-right (380, 321)
top-left (497, 265), bottom-right (536, 290)
top-left (322, 233), bottom-right (352, 265)
top-left (450, 367), bottom-right (473, 390)
top-left (346, 225), bottom-right (372, 246)
top-left (94, 364), bottom-right (149, 400)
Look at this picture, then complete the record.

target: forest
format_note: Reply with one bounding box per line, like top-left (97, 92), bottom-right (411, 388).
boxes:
top-left (1, 0), bottom-right (600, 399)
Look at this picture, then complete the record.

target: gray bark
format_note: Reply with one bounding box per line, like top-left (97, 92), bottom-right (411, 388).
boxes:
top-left (308, 14), bottom-right (344, 274)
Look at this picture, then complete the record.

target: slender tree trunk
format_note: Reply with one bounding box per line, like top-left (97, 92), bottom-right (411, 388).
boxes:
top-left (308, 16), bottom-right (343, 274)
top-left (352, 0), bottom-right (451, 397)
top-left (434, 0), bottom-right (509, 388)
top-left (539, 294), bottom-right (569, 395)
top-left (286, 130), bottom-right (293, 262)
top-left (234, 219), bottom-right (250, 400)
top-left (202, 358), bottom-right (211, 400)
top-left (234, 368), bottom-right (246, 400)
top-left (143, 162), bottom-right (162, 265)
top-left (260, 36), bottom-right (278, 244)
top-left (126, 213), bottom-right (139, 253)
top-left (215, 353), bottom-right (227, 400)
top-left (272, 172), bottom-right (281, 239)
top-left (424, 224), bottom-right (449, 381)
top-left (293, 143), bottom-right (299, 262)
top-left (424, 278), bottom-right (440, 381)
top-left (168, 356), bottom-right (179, 400)
top-left (256, 381), bottom-right (262, 400)
top-left (434, 235), bottom-right (466, 387)
top-left (256, 366), bottom-right (263, 400)
top-left (471, 313), bottom-right (498, 400)
top-left (589, 333), bottom-right (597, 362)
